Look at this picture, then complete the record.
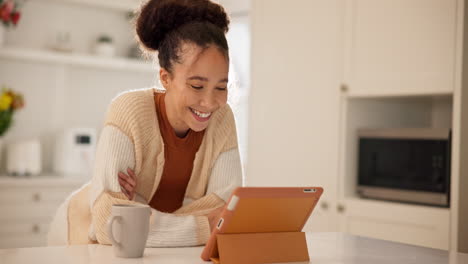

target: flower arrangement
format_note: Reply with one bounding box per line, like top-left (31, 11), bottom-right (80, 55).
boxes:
top-left (0, 86), bottom-right (24, 136)
top-left (0, 0), bottom-right (24, 27)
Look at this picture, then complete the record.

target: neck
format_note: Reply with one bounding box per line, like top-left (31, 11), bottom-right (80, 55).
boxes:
top-left (164, 94), bottom-right (190, 138)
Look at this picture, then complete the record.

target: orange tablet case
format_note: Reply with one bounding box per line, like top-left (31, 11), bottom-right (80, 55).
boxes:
top-left (200, 187), bottom-right (324, 264)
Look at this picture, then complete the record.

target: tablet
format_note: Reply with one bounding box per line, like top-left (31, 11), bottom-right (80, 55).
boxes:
top-left (200, 186), bottom-right (323, 261)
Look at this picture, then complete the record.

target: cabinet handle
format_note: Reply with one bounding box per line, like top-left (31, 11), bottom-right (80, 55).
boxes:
top-left (320, 202), bottom-right (329, 210)
top-left (337, 204), bottom-right (346, 213)
top-left (32, 193), bottom-right (41, 202)
top-left (340, 84), bottom-right (349, 93)
top-left (32, 224), bottom-right (40, 234)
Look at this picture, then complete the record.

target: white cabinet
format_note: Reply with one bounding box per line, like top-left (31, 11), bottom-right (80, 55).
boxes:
top-left (248, 0), bottom-right (343, 232)
top-left (339, 198), bottom-right (450, 250)
top-left (250, 0), bottom-right (468, 252)
top-left (0, 176), bottom-right (85, 248)
top-left (344, 0), bottom-right (457, 96)
top-left (338, 0), bottom-right (463, 251)
top-left (340, 201), bottom-right (450, 250)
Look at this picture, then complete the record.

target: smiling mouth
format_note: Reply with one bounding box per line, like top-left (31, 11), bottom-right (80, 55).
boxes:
top-left (189, 107), bottom-right (212, 121)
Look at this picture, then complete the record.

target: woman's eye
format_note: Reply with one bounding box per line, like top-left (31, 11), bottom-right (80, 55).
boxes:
top-left (216, 87), bottom-right (227, 91)
top-left (191, 85), bottom-right (203, 90)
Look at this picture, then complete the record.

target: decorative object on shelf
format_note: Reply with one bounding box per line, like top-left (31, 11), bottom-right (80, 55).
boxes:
top-left (50, 31), bottom-right (73, 53)
top-left (93, 34), bottom-right (116, 57)
top-left (0, 86), bottom-right (24, 170)
top-left (128, 43), bottom-right (143, 59)
top-left (0, 86), bottom-right (24, 137)
top-left (6, 138), bottom-right (41, 176)
top-left (53, 127), bottom-right (96, 178)
top-left (0, 0), bottom-right (25, 46)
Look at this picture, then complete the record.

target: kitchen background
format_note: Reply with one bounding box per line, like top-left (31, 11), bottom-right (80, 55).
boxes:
top-left (0, 0), bottom-right (467, 254)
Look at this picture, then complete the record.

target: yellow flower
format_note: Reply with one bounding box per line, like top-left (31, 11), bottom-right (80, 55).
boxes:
top-left (0, 93), bottom-right (13, 111)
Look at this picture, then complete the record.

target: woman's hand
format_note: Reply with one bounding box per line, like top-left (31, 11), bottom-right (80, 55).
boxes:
top-left (118, 168), bottom-right (137, 200)
top-left (207, 206), bottom-right (225, 231)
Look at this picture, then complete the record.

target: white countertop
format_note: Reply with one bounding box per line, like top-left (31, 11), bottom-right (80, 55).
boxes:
top-left (1, 232), bottom-right (467, 264)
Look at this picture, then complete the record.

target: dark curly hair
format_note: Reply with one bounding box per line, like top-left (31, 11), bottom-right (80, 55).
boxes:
top-left (135, 0), bottom-right (230, 74)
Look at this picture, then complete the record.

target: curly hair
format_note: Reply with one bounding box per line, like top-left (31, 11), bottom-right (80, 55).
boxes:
top-left (135, 0), bottom-right (230, 74)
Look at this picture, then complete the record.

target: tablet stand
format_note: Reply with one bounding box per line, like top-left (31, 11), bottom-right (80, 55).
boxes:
top-left (210, 231), bottom-right (309, 264)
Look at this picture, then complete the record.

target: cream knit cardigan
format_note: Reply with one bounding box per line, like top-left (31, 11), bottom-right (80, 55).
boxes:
top-left (47, 88), bottom-right (243, 247)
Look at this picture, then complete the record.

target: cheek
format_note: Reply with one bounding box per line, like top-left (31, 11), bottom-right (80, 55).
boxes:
top-left (217, 92), bottom-right (228, 106)
top-left (172, 83), bottom-right (190, 108)
top-left (184, 90), bottom-right (200, 108)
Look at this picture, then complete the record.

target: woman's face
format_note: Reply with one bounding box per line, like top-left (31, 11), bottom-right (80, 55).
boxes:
top-left (161, 43), bottom-right (229, 135)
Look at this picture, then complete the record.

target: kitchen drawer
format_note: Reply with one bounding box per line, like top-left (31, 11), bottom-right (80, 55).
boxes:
top-left (0, 203), bottom-right (62, 221)
top-left (0, 221), bottom-right (49, 249)
top-left (0, 186), bottom-right (76, 205)
top-left (0, 235), bottom-right (47, 249)
top-left (0, 186), bottom-right (71, 221)
top-left (0, 220), bottom-right (49, 237)
top-left (342, 198), bottom-right (450, 250)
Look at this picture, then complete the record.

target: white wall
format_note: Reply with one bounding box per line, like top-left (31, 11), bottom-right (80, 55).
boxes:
top-left (0, 0), bottom-right (251, 175)
top-left (0, 1), bottom-right (156, 173)
top-left (5, 1), bottom-right (137, 55)
top-left (227, 14), bottom-right (251, 170)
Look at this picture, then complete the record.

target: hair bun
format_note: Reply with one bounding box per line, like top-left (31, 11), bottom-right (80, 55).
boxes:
top-left (136, 0), bottom-right (230, 52)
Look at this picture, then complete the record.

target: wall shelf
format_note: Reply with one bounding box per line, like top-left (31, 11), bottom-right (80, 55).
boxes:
top-left (345, 90), bottom-right (454, 99)
top-left (0, 46), bottom-right (156, 73)
top-left (41, 0), bottom-right (143, 12)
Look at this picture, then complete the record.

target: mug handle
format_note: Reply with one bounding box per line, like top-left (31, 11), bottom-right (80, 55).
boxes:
top-left (107, 215), bottom-right (122, 247)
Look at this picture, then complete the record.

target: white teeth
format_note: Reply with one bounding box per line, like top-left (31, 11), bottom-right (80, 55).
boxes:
top-left (191, 108), bottom-right (212, 118)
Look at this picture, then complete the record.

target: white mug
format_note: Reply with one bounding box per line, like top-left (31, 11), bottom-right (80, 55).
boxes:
top-left (107, 204), bottom-right (151, 258)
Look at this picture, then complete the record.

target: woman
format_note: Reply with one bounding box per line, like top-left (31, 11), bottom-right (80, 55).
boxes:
top-left (47, 0), bottom-right (242, 247)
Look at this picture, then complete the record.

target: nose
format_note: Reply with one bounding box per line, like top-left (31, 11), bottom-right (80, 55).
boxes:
top-left (199, 91), bottom-right (217, 110)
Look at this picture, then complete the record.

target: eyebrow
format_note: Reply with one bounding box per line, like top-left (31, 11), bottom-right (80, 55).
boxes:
top-left (188, 76), bottom-right (229, 83)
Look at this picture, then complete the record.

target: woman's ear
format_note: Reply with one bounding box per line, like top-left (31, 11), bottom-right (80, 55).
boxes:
top-left (159, 68), bottom-right (171, 89)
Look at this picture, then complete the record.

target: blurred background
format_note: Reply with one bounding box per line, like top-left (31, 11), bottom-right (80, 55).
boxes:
top-left (0, 0), bottom-right (467, 254)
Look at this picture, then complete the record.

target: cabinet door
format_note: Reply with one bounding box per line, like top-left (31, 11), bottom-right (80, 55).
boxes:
top-left (344, 0), bottom-right (457, 96)
top-left (248, 0), bottom-right (342, 231)
top-left (0, 181), bottom-right (82, 248)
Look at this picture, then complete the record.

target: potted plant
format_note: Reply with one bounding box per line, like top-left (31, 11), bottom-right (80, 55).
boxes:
top-left (0, 86), bottom-right (24, 164)
top-left (93, 34), bottom-right (116, 57)
top-left (0, 0), bottom-right (25, 46)
top-left (0, 86), bottom-right (24, 137)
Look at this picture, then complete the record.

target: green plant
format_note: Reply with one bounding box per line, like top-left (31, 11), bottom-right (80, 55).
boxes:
top-left (97, 35), bottom-right (113, 43)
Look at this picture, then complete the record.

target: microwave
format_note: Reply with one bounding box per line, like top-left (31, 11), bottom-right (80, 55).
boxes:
top-left (357, 128), bottom-right (451, 207)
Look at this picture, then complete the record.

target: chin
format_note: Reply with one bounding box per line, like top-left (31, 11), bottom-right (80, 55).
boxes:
top-left (190, 124), bottom-right (209, 132)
